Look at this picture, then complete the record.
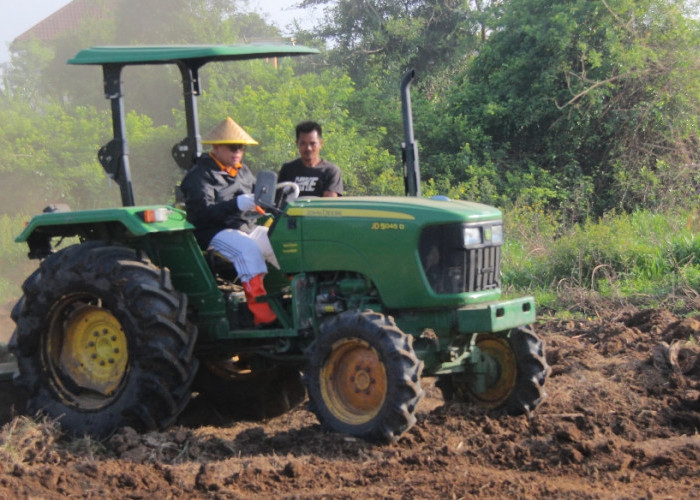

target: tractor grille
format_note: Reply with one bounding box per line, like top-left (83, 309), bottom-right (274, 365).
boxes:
top-left (419, 223), bottom-right (502, 294)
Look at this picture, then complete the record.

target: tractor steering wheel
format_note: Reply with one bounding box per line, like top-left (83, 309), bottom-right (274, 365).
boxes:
top-left (276, 181), bottom-right (301, 210)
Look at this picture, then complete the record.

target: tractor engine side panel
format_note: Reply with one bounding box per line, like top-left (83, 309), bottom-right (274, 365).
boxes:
top-left (271, 198), bottom-right (504, 310)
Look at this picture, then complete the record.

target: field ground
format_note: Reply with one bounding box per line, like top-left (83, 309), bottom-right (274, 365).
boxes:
top-left (0, 300), bottom-right (698, 498)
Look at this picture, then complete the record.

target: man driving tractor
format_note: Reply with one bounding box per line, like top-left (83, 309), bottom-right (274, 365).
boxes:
top-left (180, 117), bottom-right (277, 326)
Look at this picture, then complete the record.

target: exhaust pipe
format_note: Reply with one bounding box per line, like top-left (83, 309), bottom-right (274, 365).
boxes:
top-left (401, 69), bottom-right (421, 197)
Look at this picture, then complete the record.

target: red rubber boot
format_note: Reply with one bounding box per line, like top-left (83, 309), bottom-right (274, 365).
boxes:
top-left (243, 273), bottom-right (277, 326)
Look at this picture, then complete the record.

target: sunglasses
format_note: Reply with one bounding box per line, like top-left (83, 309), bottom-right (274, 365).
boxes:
top-left (226, 144), bottom-right (246, 152)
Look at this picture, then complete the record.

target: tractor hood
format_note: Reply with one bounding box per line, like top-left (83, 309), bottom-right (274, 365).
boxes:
top-left (272, 196), bottom-right (504, 309)
top-left (285, 196), bottom-right (501, 223)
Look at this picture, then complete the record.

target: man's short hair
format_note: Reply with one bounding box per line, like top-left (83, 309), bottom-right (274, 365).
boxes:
top-left (296, 121), bottom-right (323, 140)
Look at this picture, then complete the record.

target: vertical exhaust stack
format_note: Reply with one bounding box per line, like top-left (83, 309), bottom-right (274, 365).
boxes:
top-left (401, 69), bottom-right (421, 197)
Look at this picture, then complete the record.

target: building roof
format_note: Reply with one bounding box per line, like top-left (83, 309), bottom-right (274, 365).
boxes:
top-left (14, 0), bottom-right (113, 44)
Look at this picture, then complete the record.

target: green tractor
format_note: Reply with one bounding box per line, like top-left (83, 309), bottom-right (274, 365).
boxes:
top-left (9, 44), bottom-right (548, 443)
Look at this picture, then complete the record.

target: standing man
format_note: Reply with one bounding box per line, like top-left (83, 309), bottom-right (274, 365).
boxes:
top-left (278, 121), bottom-right (343, 197)
top-left (180, 117), bottom-right (277, 326)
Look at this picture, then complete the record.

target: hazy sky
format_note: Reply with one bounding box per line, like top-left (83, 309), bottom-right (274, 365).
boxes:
top-left (0, 0), bottom-right (318, 65)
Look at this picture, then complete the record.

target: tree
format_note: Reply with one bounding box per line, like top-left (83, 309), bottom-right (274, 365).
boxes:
top-left (296, 0), bottom-right (508, 192)
top-left (0, 96), bottom-right (115, 213)
top-left (4, 0), bottom-right (285, 124)
top-left (439, 0), bottom-right (700, 218)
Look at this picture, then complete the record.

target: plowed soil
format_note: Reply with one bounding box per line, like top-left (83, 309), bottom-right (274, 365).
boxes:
top-left (0, 302), bottom-right (698, 499)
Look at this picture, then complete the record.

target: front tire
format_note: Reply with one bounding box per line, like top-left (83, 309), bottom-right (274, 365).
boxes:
top-left (304, 311), bottom-right (424, 443)
top-left (10, 242), bottom-right (198, 438)
top-left (437, 326), bottom-right (549, 414)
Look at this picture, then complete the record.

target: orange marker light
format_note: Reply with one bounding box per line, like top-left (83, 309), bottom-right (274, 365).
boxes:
top-left (143, 208), bottom-right (168, 223)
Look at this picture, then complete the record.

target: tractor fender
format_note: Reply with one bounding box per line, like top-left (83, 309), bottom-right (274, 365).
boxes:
top-left (16, 205), bottom-right (193, 259)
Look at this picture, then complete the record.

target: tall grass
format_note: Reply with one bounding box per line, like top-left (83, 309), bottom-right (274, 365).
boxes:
top-left (503, 207), bottom-right (700, 316)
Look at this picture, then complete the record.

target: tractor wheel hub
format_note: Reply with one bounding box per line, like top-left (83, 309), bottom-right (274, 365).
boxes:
top-left (59, 305), bottom-right (128, 396)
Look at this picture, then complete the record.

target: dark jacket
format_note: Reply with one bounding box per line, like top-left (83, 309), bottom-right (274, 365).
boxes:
top-left (180, 153), bottom-right (256, 249)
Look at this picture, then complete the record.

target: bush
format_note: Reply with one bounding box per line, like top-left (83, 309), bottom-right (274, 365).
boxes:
top-left (503, 208), bottom-right (700, 314)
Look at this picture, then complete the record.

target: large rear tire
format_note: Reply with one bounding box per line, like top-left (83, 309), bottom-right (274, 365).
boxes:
top-left (9, 242), bottom-right (198, 438)
top-left (437, 326), bottom-right (549, 414)
top-left (304, 311), bottom-right (424, 443)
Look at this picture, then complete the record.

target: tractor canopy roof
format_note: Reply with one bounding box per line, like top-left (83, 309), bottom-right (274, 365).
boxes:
top-left (68, 44), bottom-right (319, 66)
top-left (72, 43), bottom-right (319, 207)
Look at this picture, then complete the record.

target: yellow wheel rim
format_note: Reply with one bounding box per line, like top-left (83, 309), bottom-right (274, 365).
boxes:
top-left (320, 338), bottom-right (387, 425)
top-left (470, 335), bottom-right (517, 407)
top-left (57, 305), bottom-right (128, 396)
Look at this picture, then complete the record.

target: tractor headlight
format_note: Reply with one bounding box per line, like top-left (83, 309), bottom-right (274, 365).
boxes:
top-left (490, 224), bottom-right (503, 245)
top-left (463, 227), bottom-right (482, 246)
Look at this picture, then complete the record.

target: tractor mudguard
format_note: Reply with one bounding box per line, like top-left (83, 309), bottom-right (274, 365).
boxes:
top-left (16, 205), bottom-right (192, 243)
top-left (16, 205), bottom-right (192, 259)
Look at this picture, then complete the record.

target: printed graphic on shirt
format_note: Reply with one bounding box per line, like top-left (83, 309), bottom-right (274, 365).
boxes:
top-left (293, 176), bottom-right (319, 193)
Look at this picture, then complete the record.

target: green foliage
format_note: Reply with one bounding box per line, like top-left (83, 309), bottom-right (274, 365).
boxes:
top-left (5, 0), bottom-right (697, 214)
top-left (0, 96), bottom-right (115, 212)
top-left (301, 0), bottom-right (493, 179)
top-left (440, 0), bottom-right (700, 218)
top-left (126, 112), bottom-right (183, 204)
top-left (305, 0), bottom-right (491, 79)
top-left (5, 0), bottom-right (284, 124)
top-left (503, 209), bottom-right (700, 313)
top-left (1, 41), bottom-right (56, 103)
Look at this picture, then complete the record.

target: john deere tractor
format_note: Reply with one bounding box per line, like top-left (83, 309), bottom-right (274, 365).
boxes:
top-left (9, 44), bottom-right (548, 443)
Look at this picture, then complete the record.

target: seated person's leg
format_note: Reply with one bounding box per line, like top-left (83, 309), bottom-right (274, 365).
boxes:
top-left (209, 229), bottom-right (267, 283)
top-left (248, 225), bottom-right (279, 269)
top-left (209, 229), bottom-right (276, 326)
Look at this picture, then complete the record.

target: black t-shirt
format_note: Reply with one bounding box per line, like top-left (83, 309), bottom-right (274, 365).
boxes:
top-left (278, 159), bottom-right (343, 197)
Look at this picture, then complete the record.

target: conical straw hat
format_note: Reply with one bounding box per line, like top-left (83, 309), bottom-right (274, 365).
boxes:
top-left (202, 117), bottom-right (258, 145)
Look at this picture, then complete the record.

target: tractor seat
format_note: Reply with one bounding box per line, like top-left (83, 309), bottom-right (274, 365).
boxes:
top-left (205, 249), bottom-right (239, 284)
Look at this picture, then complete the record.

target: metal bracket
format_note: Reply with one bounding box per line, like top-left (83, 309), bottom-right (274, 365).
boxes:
top-left (171, 136), bottom-right (198, 171)
top-left (98, 139), bottom-right (125, 179)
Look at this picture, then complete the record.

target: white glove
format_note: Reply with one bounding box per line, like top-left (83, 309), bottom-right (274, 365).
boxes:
top-left (236, 193), bottom-right (256, 211)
